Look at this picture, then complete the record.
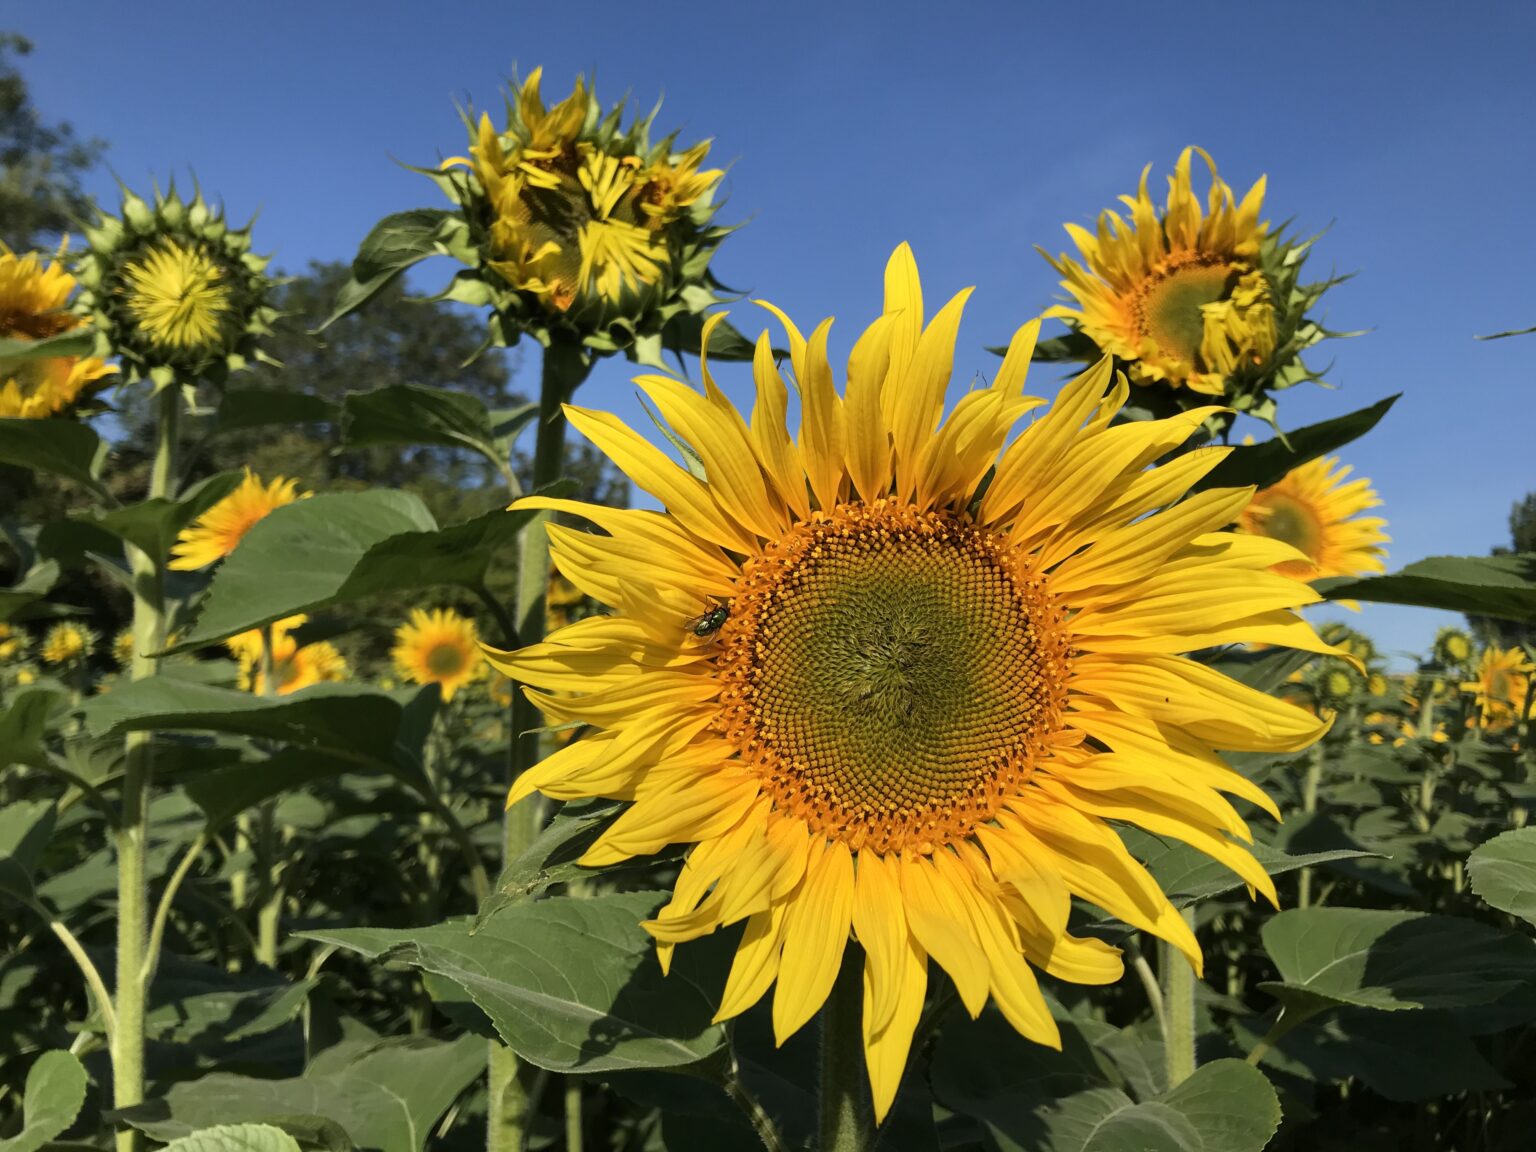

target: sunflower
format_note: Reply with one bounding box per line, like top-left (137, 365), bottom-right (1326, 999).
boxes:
top-left (0, 245), bottom-right (116, 419)
top-left (119, 239), bottom-right (233, 354)
top-left (40, 622), bottom-right (96, 666)
top-left (1043, 148), bottom-right (1340, 410)
top-left (485, 246), bottom-right (1341, 1119)
top-left (227, 615), bottom-right (347, 696)
top-left (1461, 646), bottom-right (1534, 729)
top-left (1236, 455), bottom-right (1388, 581)
top-left (169, 471), bottom-right (304, 570)
top-left (1433, 627), bottom-right (1475, 668)
top-left (391, 608), bottom-right (483, 701)
top-left (0, 622), bottom-right (25, 662)
top-left (113, 626), bottom-right (135, 667)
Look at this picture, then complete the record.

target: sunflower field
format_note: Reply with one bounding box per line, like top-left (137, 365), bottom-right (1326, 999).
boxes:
top-left (3, 19), bottom-right (1536, 1152)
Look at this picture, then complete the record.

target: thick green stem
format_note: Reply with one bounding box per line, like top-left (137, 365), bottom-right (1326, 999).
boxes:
top-left (819, 946), bottom-right (872, 1152)
top-left (488, 338), bottom-right (591, 1152)
top-left (115, 387), bottom-right (179, 1152)
top-left (563, 1078), bottom-right (583, 1152)
top-left (1160, 908), bottom-right (1199, 1090)
top-left (1297, 744), bottom-right (1324, 908)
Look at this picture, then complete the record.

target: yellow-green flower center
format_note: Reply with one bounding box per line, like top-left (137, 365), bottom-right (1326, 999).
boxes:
top-left (121, 239), bottom-right (232, 353)
top-left (1253, 493), bottom-right (1321, 561)
top-left (1133, 256), bottom-right (1236, 365)
top-left (716, 501), bottom-right (1070, 855)
top-left (426, 641), bottom-right (467, 678)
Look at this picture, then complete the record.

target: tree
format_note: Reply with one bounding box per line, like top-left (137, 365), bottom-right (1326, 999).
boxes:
top-left (1468, 489), bottom-right (1536, 650)
top-left (0, 33), bottom-right (105, 251)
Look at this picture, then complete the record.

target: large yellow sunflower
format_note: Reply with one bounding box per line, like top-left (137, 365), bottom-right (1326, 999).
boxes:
top-left (169, 470), bottom-right (304, 570)
top-left (1236, 454), bottom-right (1388, 581)
top-left (119, 238), bottom-right (233, 355)
top-left (391, 608), bottom-right (483, 701)
top-left (486, 246), bottom-right (1342, 1119)
top-left (1044, 148), bottom-right (1273, 396)
top-left (227, 615), bottom-right (347, 696)
top-left (0, 245), bottom-right (115, 419)
top-left (1462, 646), bottom-right (1534, 729)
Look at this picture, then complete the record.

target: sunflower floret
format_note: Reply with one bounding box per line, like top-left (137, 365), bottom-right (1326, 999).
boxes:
top-left (485, 245), bottom-right (1347, 1121)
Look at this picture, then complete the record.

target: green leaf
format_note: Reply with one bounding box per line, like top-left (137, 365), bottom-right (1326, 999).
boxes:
top-left (1019, 329), bottom-right (1101, 363)
top-left (171, 490), bottom-right (436, 649)
top-left (0, 328), bottom-right (97, 360)
top-left (659, 310), bottom-right (758, 362)
top-left (341, 383), bottom-right (513, 471)
top-left (1259, 907), bottom-right (1536, 1016)
top-left (159, 1126), bottom-right (304, 1152)
top-left (337, 504), bottom-right (546, 601)
top-left (1323, 553), bottom-right (1536, 622)
top-left (303, 891), bottom-right (727, 1073)
top-left (479, 799), bottom-right (623, 919)
top-left (0, 559), bottom-right (61, 621)
top-left (0, 418), bottom-right (109, 497)
top-left (1194, 394), bottom-right (1399, 492)
top-left (0, 1050), bottom-right (89, 1152)
top-left (319, 209), bottom-right (454, 330)
top-left (78, 471), bottom-right (245, 561)
top-left (78, 680), bottom-right (404, 770)
top-left (0, 799), bottom-right (57, 907)
top-left (1134, 834), bottom-right (1379, 908)
top-left (1468, 826), bottom-right (1536, 928)
top-left (0, 688), bottom-right (63, 769)
top-left (182, 748), bottom-right (362, 831)
top-left (119, 1034), bottom-right (481, 1152)
top-left (214, 388), bottom-right (340, 433)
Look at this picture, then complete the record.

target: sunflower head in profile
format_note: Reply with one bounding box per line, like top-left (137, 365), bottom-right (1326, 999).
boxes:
top-left (485, 246), bottom-right (1346, 1119)
top-left (1433, 626), bottom-right (1476, 670)
top-left (40, 621), bottom-right (96, 667)
top-left (1461, 646), bottom-right (1534, 730)
top-left (1042, 147), bottom-right (1345, 420)
top-left (391, 608), bottom-right (483, 701)
top-left (74, 183), bottom-right (277, 389)
top-left (227, 615), bottom-right (347, 696)
top-left (0, 245), bottom-right (116, 419)
top-left (431, 67), bottom-right (730, 359)
top-left (169, 471), bottom-right (304, 570)
top-left (1236, 454), bottom-right (1388, 584)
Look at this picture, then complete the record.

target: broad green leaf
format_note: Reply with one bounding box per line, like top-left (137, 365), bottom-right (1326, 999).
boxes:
top-left (0, 328), bottom-right (97, 359)
top-left (171, 490), bottom-right (436, 649)
top-left (1323, 553), bottom-right (1536, 622)
top-left (303, 891), bottom-right (727, 1073)
top-left (78, 471), bottom-right (244, 561)
top-left (0, 559), bottom-right (61, 620)
top-left (659, 310), bottom-right (759, 362)
top-left (0, 688), bottom-right (62, 769)
top-left (122, 1035), bottom-right (482, 1151)
top-left (0, 1050), bottom-right (89, 1152)
top-left (1134, 834), bottom-right (1379, 908)
top-left (336, 504), bottom-right (544, 601)
top-left (1468, 826), bottom-right (1536, 928)
top-left (0, 800), bottom-right (57, 906)
top-left (341, 383), bottom-right (511, 469)
top-left (1259, 907), bottom-right (1536, 1016)
top-left (78, 680), bottom-right (404, 769)
top-left (479, 798), bottom-right (624, 920)
top-left (214, 388), bottom-right (339, 433)
top-left (183, 748), bottom-right (364, 830)
top-left (0, 418), bottom-right (109, 497)
top-left (1193, 395), bottom-right (1399, 492)
top-left (319, 208), bottom-right (454, 330)
top-left (159, 1126), bottom-right (304, 1152)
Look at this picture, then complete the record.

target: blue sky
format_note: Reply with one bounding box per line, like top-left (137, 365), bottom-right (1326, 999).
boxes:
top-left (17, 1), bottom-right (1536, 665)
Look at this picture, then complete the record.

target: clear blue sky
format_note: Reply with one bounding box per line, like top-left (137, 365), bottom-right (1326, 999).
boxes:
top-left (17, 1), bottom-right (1536, 666)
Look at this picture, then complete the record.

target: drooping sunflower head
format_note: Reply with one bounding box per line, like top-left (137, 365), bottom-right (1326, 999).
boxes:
top-left (486, 246), bottom-right (1348, 1119)
top-left (391, 608), bottom-right (483, 701)
top-left (1043, 147), bottom-right (1344, 414)
top-left (1461, 645), bottom-right (1535, 729)
top-left (439, 67), bottom-right (730, 356)
top-left (1236, 454), bottom-right (1388, 583)
top-left (41, 621), bottom-right (96, 666)
top-left (0, 244), bottom-right (116, 419)
top-left (169, 471), bottom-right (304, 571)
top-left (74, 184), bottom-right (277, 389)
top-left (227, 615), bottom-right (348, 696)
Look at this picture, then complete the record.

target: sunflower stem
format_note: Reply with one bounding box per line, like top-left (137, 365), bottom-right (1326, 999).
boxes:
top-left (489, 337), bottom-right (591, 1152)
top-left (1159, 908), bottom-right (1199, 1090)
top-left (819, 945), bottom-right (873, 1152)
top-left (1297, 743), bottom-right (1324, 908)
top-left (114, 384), bottom-right (179, 1152)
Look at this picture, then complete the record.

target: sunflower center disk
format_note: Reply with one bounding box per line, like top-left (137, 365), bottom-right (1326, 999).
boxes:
top-left (426, 642), bottom-right (466, 677)
top-left (717, 502), bottom-right (1071, 854)
top-left (1133, 255), bottom-right (1237, 365)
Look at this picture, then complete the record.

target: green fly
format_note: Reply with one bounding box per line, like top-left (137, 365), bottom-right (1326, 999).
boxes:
top-left (685, 602), bottom-right (729, 640)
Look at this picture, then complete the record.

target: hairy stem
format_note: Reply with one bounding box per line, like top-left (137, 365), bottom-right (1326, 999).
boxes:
top-left (1297, 744), bottom-right (1324, 908)
top-left (1160, 908), bottom-right (1200, 1090)
top-left (819, 946), bottom-right (872, 1152)
top-left (115, 386), bottom-right (179, 1152)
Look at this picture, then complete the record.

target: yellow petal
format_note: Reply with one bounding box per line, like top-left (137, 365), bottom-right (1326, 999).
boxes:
top-left (773, 839), bottom-right (854, 1044)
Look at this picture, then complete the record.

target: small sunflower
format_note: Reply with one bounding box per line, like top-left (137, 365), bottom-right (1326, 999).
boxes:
top-left (40, 622), bottom-right (96, 666)
top-left (391, 608), bottom-right (483, 701)
top-left (1237, 455), bottom-right (1388, 581)
top-left (486, 246), bottom-right (1342, 1119)
top-left (169, 471), bottom-right (304, 570)
top-left (0, 622), bottom-right (26, 662)
top-left (0, 245), bottom-right (115, 419)
top-left (1043, 147), bottom-right (1342, 413)
top-left (74, 184), bottom-right (276, 389)
top-left (227, 615), bottom-right (347, 696)
top-left (1434, 627), bottom-right (1475, 668)
top-left (113, 626), bottom-right (135, 667)
top-left (1461, 646), bottom-right (1534, 729)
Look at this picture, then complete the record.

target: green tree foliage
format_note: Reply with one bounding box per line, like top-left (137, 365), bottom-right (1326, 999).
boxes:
top-left (0, 34), bottom-right (105, 251)
top-left (1468, 490), bottom-right (1536, 649)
